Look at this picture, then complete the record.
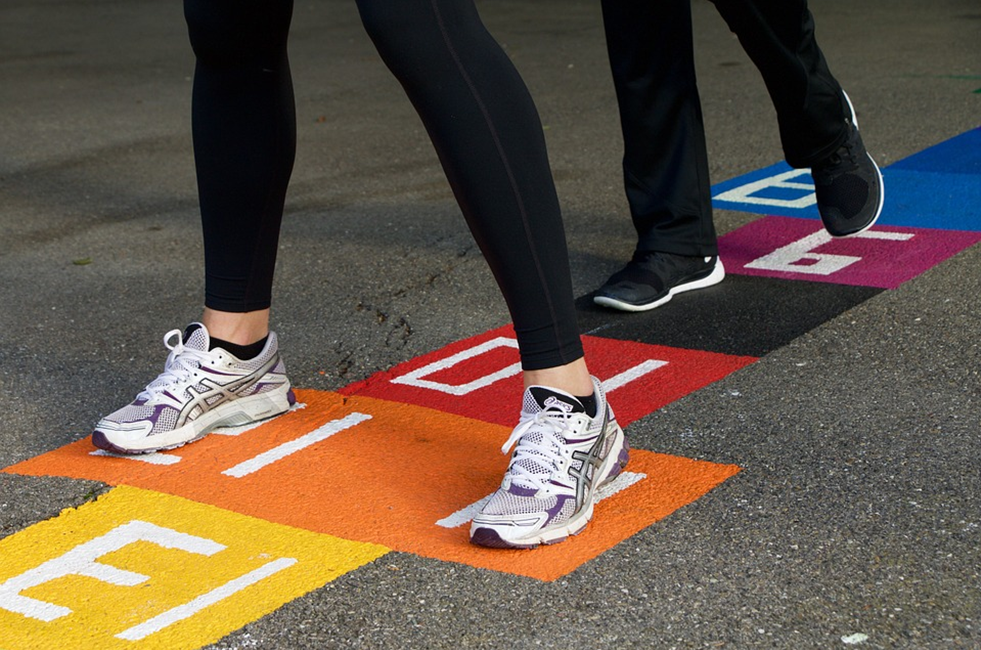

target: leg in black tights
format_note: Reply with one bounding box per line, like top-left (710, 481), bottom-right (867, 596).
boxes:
top-left (102, 2), bottom-right (622, 545)
top-left (183, 0), bottom-right (583, 371)
top-left (185, 0), bottom-right (296, 313)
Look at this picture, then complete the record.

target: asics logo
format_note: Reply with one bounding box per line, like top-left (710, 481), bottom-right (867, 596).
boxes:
top-left (543, 396), bottom-right (575, 413)
top-left (569, 407), bottom-right (611, 506)
top-left (175, 356), bottom-right (282, 426)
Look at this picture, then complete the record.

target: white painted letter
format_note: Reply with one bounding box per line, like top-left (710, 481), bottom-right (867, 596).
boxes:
top-left (713, 169), bottom-right (816, 209)
top-left (746, 229), bottom-right (915, 276)
top-left (0, 521), bottom-right (224, 622)
top-left (391, 337), bottom-right (521, 395)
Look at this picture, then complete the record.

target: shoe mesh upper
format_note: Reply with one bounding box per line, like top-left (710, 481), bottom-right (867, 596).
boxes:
top-left (478, 381), bottom-right (612, 524)
top-left (97, 326), bottom-right (286, 436)
top-left (483, 489), bottom-right (561, 517)
top-left (811, 115), bottom-right (883, 236)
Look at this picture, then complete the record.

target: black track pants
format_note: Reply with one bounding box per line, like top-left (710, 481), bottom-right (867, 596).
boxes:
top-left (601, 0), bottom-right (847, 256)
top-left (184, 0), bottom-right (583, 370)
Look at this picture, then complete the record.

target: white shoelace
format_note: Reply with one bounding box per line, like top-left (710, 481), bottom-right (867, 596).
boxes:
top-left (137, 329), bottom-right (212, 401)
top-left (501, 408), bottom-right (576, 492)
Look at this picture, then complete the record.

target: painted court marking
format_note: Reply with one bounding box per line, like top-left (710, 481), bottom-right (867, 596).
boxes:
top-left (711, 127), bottom-right (981, 232)
top-left (391, 336), bottom-right (521, 395)
top-left (116, 557), bottom-right (297, 642)
top-left (601, 360), bottom-right (669, 392)
top-left (1, 520), bottom-right (224, 622)
top-left (745, 229), bottom-right (915, 276)
top-left (8, 127), bottom-right (974, 650)
top-left (0, 486), bottom-right (386, 650)
top-left (5, 388), bottom-right (741, 582)
top-left (718, 217), bottom-right (981, 289)
top-left (221, 411), bottom-right (371, 478)
top-left (342, 326), bottom-right (757, 428)
top-left (713, 167), bottom-right (816, 209)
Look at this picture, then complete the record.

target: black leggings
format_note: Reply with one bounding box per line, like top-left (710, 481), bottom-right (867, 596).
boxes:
top-left (184, 0), bottom-right (583, 370)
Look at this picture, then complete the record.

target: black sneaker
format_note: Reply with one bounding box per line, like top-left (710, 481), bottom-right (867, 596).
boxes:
top-left (811, 92), bottom-right (884, 238)
top-left (593, 251), bottom-right (725, 312)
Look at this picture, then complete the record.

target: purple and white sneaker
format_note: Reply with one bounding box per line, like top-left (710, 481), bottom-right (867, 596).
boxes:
top-left (470, 376), bottom-right (628, 549)
top-left (91, 323), bottom-right (295, 454)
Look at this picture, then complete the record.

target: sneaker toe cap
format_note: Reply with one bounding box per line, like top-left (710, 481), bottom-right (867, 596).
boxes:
top-left (469, 527), bottom-right (538, 549)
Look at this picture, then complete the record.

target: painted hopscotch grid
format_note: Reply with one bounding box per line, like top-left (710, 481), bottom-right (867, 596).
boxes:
top-left (717, 217), bottom-right (981, 289)
top-left (340, 326), bottom-right (757, 428)
top-left (9, 123), bottom-right (975, 650)
top-left (0, 486), bottom-right (386, 650)
top-left (712, 128), bottom-right (981, 289)
top-left (5, 385), bottom-right (742, 582)
top-left (711, 127), bottom-right (981, 232)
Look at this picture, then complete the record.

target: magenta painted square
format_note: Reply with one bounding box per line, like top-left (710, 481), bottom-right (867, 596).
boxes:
top-left (717, 216), bottom-right (981, 289)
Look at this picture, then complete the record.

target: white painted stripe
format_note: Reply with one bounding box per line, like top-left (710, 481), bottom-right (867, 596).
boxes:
top-left (88, 450), bottom-right (181, 466)
top-left (436, 472), bottom-right (647, 529)
top-left (0, 521), bottom-right (224, 622)
top-left (594, 471), bottom-right (647, 501)
top-left (713, 168), bottom-right (817, 209)
top-left (436, 495), bottom-right (492, 529)
top-left (222, 412), bottom-right (372, 478)
top-left (115, 557), bottom-right (297, 641)
top-left (391, 337), bottom-right (521, 395)
top-left (600, 360), bottom-right (668, 393)
top-left (210, 402), bottom-right (307, 437)
top-left (855, 230), bottom-right (914, 241)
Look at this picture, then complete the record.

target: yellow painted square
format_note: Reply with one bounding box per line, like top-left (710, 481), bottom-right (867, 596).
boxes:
top-left (0, 486), bottom-right (389, 650)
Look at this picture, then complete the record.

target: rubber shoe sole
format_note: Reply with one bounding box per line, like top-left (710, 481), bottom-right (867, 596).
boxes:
top-left (593, 258), bottom-right (725, 312)
top-left (92, 386), bottom-right (295, 454)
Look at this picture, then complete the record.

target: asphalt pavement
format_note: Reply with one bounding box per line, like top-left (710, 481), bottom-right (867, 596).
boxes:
top-left (1, 1), bottom-right (979, 648)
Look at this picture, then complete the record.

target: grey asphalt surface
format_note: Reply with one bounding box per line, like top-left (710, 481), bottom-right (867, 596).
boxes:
top-left (1, 0), bottom-right (979, 648)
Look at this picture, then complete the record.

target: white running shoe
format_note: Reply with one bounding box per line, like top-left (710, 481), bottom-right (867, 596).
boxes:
top-left (470, 376), bottom-right (628, 549)
top-left (91, 323), bottom-right (294, 454)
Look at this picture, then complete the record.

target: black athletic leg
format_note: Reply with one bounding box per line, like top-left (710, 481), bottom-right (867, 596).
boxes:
top-left (357, 0), bottom-right (584, 369)
top-left (184, 0), bottom-right (296, 312)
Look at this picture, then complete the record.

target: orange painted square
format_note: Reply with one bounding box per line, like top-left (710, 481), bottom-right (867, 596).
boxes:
top-left (5, 389), bottom-right (740, 581)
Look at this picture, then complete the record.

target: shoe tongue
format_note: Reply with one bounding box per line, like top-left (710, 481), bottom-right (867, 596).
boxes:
top-left (526, 386), bottom-right (585, 415)
top-left (182, 323), bottom-right (211, 351)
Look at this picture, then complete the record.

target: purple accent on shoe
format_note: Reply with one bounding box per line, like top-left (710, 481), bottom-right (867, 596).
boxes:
top-left (148, 403), bottom-right (172, 425)
top-left (470, 527), bottom-right (538, 549)
top-left (609, 442), bottom-right (631, 479)
top-left (596, 436), bottom-right (629, 487)
top-left (91, 430), bottom-right (113, 451)
top-left (286, 388), bottom-right (297, 406)
top-left (546, 494), bottom-right (573, 521)
top-left (506, 483), bottom-right (539, 498)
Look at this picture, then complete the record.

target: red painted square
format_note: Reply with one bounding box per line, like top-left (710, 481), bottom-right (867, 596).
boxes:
top-left (718, 216), bottom-right (981, 289)
top-left (340, 327), bottom-right (757, 427)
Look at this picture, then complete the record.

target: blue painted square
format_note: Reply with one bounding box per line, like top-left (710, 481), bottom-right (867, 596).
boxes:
top-left (710, 127), bottom-right (981, 232)
top-left (711, 162), bottom-right (818, 220)
top-left (888, 127), bottom-right (981, 174)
